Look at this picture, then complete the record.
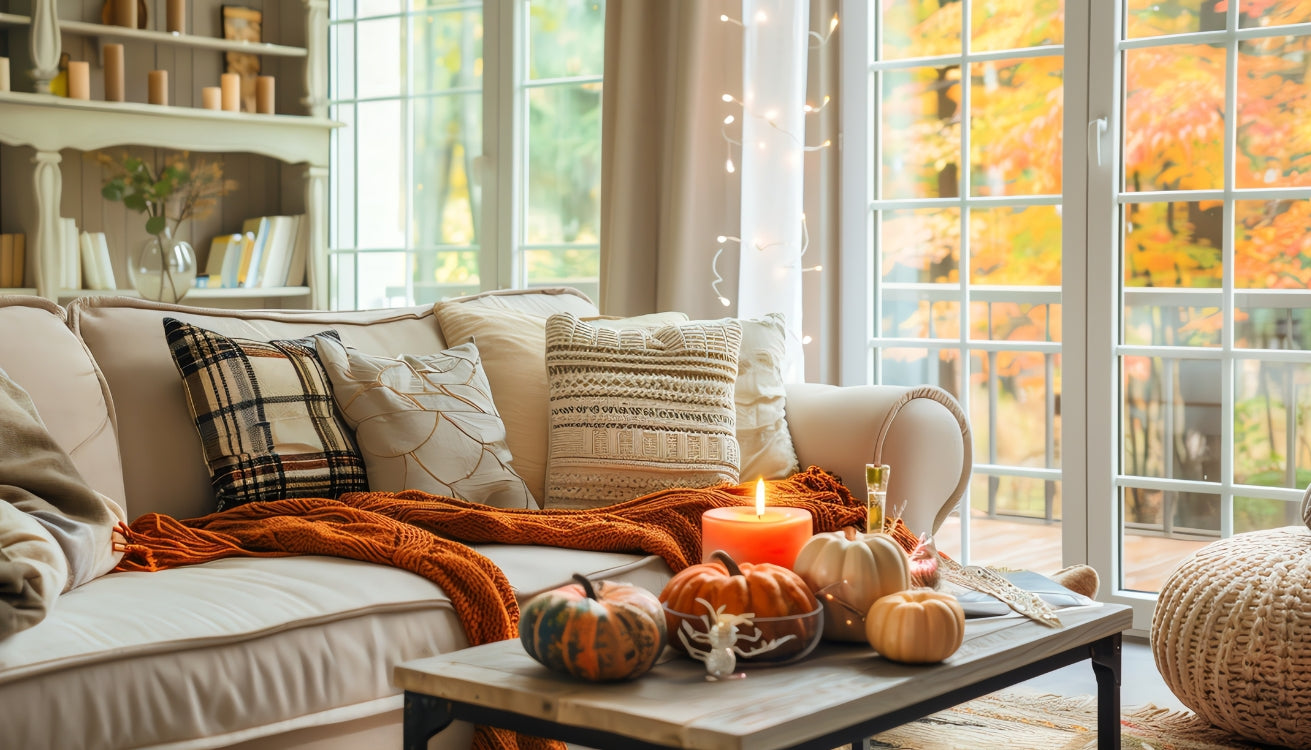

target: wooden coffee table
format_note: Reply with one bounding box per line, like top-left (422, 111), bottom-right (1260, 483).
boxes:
top-left (396, 602), bottom-right (1131, 750)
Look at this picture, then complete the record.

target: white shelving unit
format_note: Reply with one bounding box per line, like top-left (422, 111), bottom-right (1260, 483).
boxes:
top-left (0, 0), bottom-right (333, 309)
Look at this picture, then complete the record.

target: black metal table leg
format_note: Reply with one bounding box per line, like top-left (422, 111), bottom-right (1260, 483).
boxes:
top-left (1090, 633), bottom-right (1122, 750)
top-left (404, 691), bottom-right (453, 750)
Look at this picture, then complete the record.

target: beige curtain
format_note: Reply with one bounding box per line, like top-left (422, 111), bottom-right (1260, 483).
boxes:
top-left (598, 0), bottom-right (741, 320)
top-left (599, 0), bottom-right (841, 382)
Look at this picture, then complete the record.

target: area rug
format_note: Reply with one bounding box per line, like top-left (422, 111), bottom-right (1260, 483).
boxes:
top-left (860, 691), bottom-right (1269, 750)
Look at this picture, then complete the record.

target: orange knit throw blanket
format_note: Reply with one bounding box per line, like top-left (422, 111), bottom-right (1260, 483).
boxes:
top-left (113, 467), bottom-right (865, 750)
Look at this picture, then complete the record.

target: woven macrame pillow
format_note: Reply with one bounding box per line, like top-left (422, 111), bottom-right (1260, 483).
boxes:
top-left (543, 313), bottom-right (742, 509)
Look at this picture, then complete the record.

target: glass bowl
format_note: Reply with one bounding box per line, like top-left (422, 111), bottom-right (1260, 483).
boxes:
top-left (662, 601), bottom-right (824, 668)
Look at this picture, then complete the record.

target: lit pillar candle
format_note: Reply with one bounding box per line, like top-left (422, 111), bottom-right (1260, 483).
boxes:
top-left (701, 478), bottom-right (813, 568)
top-left (103, 44), bottom-right (125, 102)
top-left (148, 70), bottom-right (168, 106)
top-left (220, 72), bottom-right (241, 111)
top-left (256, 75), bottom-right (275, 114)
top-left (201, 86), bottom-right (222, 110)
top-left (68, 61), bottom-right (90, 100)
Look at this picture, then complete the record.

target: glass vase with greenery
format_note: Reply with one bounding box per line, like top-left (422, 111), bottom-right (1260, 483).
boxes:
top-left (97, 151), bottom-right (236, 302)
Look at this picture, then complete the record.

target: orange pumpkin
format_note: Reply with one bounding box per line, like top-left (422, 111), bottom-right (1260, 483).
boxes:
top-left (659, 550), bottom-right (821, 664)
top-left (520, 574), bottom-right (667, 682)
top-left (865, 589), bottom-right (965, 664)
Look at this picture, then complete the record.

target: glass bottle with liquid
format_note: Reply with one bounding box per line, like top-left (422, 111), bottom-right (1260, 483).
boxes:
top-left (865, 463), bottom-right (889, 534)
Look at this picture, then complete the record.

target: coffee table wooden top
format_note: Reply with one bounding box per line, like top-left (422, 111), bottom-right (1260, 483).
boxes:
top-left (395, 603), bottom-right (1132, 750)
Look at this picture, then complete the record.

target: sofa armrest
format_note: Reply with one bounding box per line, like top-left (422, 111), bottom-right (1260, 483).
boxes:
top-left (784, 383), bottom-right (972, 536)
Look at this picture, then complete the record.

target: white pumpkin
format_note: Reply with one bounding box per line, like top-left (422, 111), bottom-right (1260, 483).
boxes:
top-left (793, 526), bottom-right (911, 641)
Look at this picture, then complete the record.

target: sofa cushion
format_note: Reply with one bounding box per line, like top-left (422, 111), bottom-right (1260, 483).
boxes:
top-left (68, 298), bottom-right (448, 520)
top-left (543, 313), bottom-right (742, 509)
top-left (314, 336), bottom-right (533, 509)
top-left (0, 297), bottom-right (125, 507)
top-left (433, 300), bottom-right (679, 507)
top-left (163, 319), bottom-right (369, 511)
top-left (736, 314), bottom-right (800, 480)
top-left (0, 548), bottom-right (670, 750)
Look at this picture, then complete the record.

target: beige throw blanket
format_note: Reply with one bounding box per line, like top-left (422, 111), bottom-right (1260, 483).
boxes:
top-left (0, 368), bottom-right (125, 638)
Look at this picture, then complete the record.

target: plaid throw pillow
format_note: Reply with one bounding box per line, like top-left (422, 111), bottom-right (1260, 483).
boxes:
top-left (163, 318), bottom-right (368, 511)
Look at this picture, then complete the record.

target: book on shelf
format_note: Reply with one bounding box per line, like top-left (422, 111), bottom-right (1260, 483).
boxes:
top-left (79, 232), bottom-right (117, 291)
top-left (284, 215), bottom-right (309, 287)
top-left (60, 218), bottom-right (80, 291)
top-left (239, 217), bottom-right (271, 288)
top-left (0, 233), bottom-right (25, 288)
top-left (204, 233), bottom-right (244, 288)
top-left (224, 214), bottom-right (306, 288)
top-left (258, 215), bottom-right (301, 288)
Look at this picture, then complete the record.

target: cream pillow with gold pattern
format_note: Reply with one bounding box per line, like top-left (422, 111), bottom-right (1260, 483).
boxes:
top-left (544, 313), bottom-right (742, 509)
top-left (314, 336), bottom-right (533, 509)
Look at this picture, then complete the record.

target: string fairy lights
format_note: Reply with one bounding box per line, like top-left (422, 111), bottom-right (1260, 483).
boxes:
top-left (713, 3), bottom-right (837, 367)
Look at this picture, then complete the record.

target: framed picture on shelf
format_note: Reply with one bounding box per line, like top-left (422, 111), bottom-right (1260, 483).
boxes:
top-left (221, 5), bottom-right (262, 113)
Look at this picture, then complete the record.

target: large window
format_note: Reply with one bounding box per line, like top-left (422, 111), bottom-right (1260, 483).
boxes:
top-left (846, 0), bottom-right (1311, 629)
top-left (329, 0), bottom-right (604, 310)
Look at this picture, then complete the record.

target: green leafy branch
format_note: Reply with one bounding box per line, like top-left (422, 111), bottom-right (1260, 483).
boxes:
top-left (97, 151), bottom-right (235, 238)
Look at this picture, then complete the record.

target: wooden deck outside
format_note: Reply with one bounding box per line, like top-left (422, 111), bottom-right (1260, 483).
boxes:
top-left (933, 512), bottom-right (1212, 593)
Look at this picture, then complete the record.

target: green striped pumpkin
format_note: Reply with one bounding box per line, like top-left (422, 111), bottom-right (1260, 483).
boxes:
top-left (520, 574), bottom-right (667, 682)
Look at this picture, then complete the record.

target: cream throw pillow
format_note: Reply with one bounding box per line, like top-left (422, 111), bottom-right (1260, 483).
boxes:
top-left (434, 302), bottom-right (686, 507)
top-left (314, 337), bottom-right (533, 509)
top-left (543, 313), bottom-right (742, 509)
top-left (736, 314), bottom-right (800, 480)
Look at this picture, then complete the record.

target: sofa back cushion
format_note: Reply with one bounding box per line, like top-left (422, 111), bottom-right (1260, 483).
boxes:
top-left (0, 297), bottom-right (126, 507)
top-left (68, 297), bottom-right (448, 520)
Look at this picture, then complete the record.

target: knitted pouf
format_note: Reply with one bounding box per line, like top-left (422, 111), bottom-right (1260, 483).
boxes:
top-left (1152, 526), bottom-right (1311, 748)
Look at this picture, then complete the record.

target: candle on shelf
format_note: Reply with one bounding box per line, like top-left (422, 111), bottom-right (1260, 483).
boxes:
top-left (111, 0), bottom-right (137, 28)
top-left (201, 86), bottom-right (222, 110)
top-left (68, 61), bottom-right (90, 100)
top-left (166, 0), bottom-right (185, 33)
top-left (0, 57), bottom-right (10, 93)
top-left (103, 44), bottom-right (125, 102)
top-left (256, 75), bottom-right (275, 114)
top-left (220, 73), bottom-right (241, 112)
top-left (701, 478), bottom-right (813, 568)
top-left (148, 70), bottom-right (168, 106)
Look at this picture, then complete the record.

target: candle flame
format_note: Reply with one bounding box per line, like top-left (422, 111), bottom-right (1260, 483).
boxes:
top-left (755, 478), bottom-right (765, 518)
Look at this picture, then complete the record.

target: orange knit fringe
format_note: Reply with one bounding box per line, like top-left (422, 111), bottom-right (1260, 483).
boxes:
top-left (113, 467), bottom-right (867, 750)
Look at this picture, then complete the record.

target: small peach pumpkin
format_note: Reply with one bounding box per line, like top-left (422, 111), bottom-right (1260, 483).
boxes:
top-left (793, 527), bottom-right (911, 641)
top-left (864, 589), bottom-right (965, 664)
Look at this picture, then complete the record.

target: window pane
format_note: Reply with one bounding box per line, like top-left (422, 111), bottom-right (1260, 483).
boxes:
top-left (357, 0), bottom-right (400, 18)
top-left (1235, 496), bottom-right (1304, 533)
top-left (414, 249), bottom-right (479, 304)
top-left (1125, 0), bottom-right (1225, 39)
top-left (936, 476), bottom-right (1061, 570)
top-left (1237, 35), bottom-right (1311, 189)
top-left (880, 67), bottom-right (961, 200)
top-left (883, 297), bottom-right (960, 339)
top-left (1123, 294), bottom-right (1222, 348)
top-left (1123, 201), bottom-right (1223, 289)
top-left (331, 22), bottom-right (355, 99)
top-left (1122, 357), bottom-right (1222, 482)
top-left (329, 253), bottom-right (355, 310)
top-left (970, 301), bottom-right (1061, 342)
top-left (1236, 199), bottom-right (1311, 291)
top-left (356, 100), bottom-right (406, 249)
top-left (1234, 360), bottom-right (1311, 488)
top-left (879, 348), bottom-right (962, 398)
top-left (523, 247), bottom-right (599, 298)
top-left (973, 349), bottom-right (1061, 468)
top-left (413, 10), bottom-right (482, 95)
top-left (881, 208), bottom-right (960, 282)
top-left (970, 57), bottom-right (1062, 196)
top-left (525, 84), bottom-right (602, 244)
top-left (1123, 45), bottom-right (1226, 193)
top-left (970, 0), bottom-right (1064, 52)
top-left (1121, 487), bottom-right (1215, 593)
top-left (331, 104), bottom-right (356, 249)
top-left (355, 251), bottom-right (410, 309)
top-left (881, 1), bottom-right (960, 60)
top-left (413, 94), bottom-right (481, 247)
top-left (969, 206), bottom-right (1061, 285)
top-left (357, 17), bottom-right (402, 99)
top-left (1239, 0), bottom-right (1311, 27)
top-left (528, 0), bottom-right (605, 80)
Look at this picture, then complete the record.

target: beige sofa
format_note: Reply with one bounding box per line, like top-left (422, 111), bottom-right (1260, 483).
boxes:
top-left (0, 288), bottom-right (971, 750)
